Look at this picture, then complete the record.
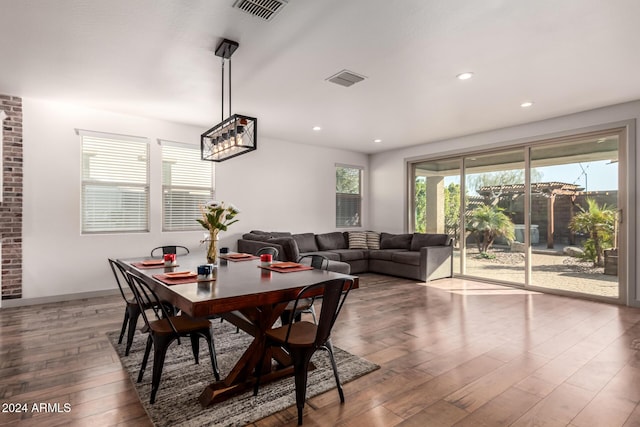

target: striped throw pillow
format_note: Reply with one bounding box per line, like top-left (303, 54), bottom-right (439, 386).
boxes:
top-left (366, 231), bottom-right (381, 249)
top-left (348, 231), bottom-right (368, 249)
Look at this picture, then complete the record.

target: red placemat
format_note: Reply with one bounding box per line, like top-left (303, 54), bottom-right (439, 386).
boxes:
top-left (258, 263), bottom-right (314, 273)
top-left (220, 253), bottom-right (259, 262)
top-left (132, 260), bottom-right (174, 269)
top-left (153, 273), bottom-right (199, 285)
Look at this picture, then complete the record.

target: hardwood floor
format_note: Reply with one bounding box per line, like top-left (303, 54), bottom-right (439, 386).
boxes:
top-left (2, 274), bottom-right (640, 426)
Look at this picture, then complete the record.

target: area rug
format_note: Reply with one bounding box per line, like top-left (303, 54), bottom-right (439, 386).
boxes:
top-left (106, 320), bottom-right (378, 427)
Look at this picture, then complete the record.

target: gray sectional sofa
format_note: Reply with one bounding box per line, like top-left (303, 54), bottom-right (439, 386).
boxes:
top-left (237, 230), bottom-right (454, 282)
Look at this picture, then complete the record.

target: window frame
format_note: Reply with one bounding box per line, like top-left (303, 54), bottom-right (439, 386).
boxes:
top-left (335, 164), bottom-right (363, 228)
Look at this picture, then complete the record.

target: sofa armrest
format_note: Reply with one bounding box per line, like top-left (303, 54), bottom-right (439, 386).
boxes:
top-left (237, 239), bottom-right (286, 261)
top-left (420, 245), bottom-right (453, 281)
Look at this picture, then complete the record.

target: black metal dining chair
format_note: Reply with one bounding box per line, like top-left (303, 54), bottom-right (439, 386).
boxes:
top-left (254, 277), bottom-right (355, 425)
top-left (108, 258), bottom-right (145, 356)
top-left (280, 255), bottom-right (330, 324)
top-left (150, 245), bottom-right (190, 258)
top-left (126, 271), bottom-right (220, 404)
top-left (256, 246), bottom-right (279, 259)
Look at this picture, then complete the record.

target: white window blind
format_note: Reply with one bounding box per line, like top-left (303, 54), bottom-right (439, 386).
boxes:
top-left (161, 141), bottom-right (213, 231)
top-left (81, 131), bottom-right (149, 233)
top-left (336, 165), bottom-right (363, 227)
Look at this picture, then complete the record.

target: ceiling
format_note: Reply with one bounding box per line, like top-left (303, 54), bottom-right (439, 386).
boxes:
top-left (1, 0), bottom-right (639, 154)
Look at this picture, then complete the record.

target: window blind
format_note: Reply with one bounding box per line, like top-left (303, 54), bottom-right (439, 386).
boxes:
top-left (81, 132), bottom-right (149, 233)
top-left (161, 142), bottom-right (213, 231)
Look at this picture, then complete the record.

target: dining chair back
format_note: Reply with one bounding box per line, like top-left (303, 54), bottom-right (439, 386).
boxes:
top-left (256, 246), bottom-right (279, 259)
top-left (125, 271), bottom-right (220, 404)
top-left (108, 258), bottom-right (143, 356)
top-left (280, 254), bottom-right (331, 324)
top-left (254, 277), bottom-right (355, 425)
top-left (150, 245), bottom-right (190, 258)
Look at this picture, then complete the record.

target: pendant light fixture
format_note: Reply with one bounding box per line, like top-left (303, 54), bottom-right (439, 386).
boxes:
top-left (201, 39), bottom-right (257, 162)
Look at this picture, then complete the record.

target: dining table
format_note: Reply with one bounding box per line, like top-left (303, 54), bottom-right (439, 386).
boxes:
top-left (118, 251), bottom-right (358, 407)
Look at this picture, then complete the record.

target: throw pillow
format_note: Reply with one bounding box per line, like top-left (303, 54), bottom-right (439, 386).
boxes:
top-left (316, 232), bottom-right (348, 250)
top-left (366, 231), bottom-right (381, 249)
top-left (292, 233), bottom-right (319, 253)
top-left (380, 232), bottom-right (413, 250)
top-left (348, 231), bottom-right (368, 249)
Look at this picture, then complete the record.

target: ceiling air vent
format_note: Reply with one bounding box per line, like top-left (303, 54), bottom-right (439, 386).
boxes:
top-left (233, 0), bottom-right (288, 21)
top-left (326, 70), bottom-right (366, 87)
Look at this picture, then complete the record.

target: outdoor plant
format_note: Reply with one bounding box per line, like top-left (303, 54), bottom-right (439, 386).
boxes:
top-left (569, 198), bottom-right (616, 267)
top-left (466, 204), bottom-right (515, 254)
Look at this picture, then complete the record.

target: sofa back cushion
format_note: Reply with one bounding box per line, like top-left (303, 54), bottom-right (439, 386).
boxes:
top-left (293, 233), bottom-right (318, 253)
top-left (410, 233), bottom-right (449, 251)
top-left (316, 232), bottom-right (348, 250)
top-left (242, 233), bottom-right (271, 241)
top-left (380, 232), bottom-right (413, 250)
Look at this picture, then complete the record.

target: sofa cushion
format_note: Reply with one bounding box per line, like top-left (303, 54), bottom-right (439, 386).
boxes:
top-left (293, 233), bottom-right (319, 253)
top-left (391, 251), bottom-right (421, 266)
top-left (348, 231), bottom-right (368, 249)
top-left (369, 249), bottom-right (407, 261)
top-left (242, 233), bottom-right (271, 241)
top-left (316, 232), bottom-right (348, 250)
top-left (366, 231), bottom-right (380, 249)
top-left (410, 233), bottom-right (449, 251)
top-left (380, 232), bottom-right (412, 250)
top-left (330, 249), bottom-right (368, 262)
top-left (267, 237), bottom-right (299, 262)
top-left (299, 251), bottom-right (341, 261)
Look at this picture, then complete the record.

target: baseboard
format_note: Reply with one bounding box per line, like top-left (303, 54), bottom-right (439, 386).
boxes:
top-left (1, 288), bottom-right (120, 308)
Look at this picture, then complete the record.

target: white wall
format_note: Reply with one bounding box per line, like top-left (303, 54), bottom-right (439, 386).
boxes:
top-left (370, 100), bottom-right (639, 305)
top-left (22, 98), bottom-right (368, 300)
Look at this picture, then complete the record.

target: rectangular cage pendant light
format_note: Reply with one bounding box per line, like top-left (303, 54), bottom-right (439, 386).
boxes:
top-left (201, 113), bottom-right (257, 162)
top-left (201, 39), bottom-right (257, 162)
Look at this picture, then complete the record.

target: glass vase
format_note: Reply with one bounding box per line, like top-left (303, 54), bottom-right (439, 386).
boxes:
top-left (207, 230), bottom-right (219, 264)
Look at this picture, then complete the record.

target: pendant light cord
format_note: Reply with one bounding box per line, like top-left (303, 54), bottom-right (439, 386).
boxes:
top-left (221, 56), bottom-right (225, 122)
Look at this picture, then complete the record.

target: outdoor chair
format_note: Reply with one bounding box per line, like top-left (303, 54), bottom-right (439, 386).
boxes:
top-left (254, 277), bottom-right (355, 425)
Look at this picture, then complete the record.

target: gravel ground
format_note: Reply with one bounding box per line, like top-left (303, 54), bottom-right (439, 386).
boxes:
top-left (454, 248), bottom-right (619, 298)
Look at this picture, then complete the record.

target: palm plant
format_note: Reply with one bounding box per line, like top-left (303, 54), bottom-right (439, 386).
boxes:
top-left (466, 204), bottom-right (515, 254)
top-left (569, 199), bottom-right (616, 267)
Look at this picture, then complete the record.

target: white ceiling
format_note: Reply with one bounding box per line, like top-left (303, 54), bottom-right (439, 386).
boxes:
top-left (1, 0), bottom-right (639, 154)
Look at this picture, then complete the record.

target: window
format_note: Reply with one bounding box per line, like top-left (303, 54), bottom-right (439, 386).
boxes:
top-left (161, 141), bottom-right (213, 231)
top-left (81, 131), bottom-right (149, 233)
top-left (336, 165), bottom-right (362, 227)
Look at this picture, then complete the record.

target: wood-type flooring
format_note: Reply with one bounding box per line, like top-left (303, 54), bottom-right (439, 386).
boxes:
top-left (2, 274), bottom-right (640, 426)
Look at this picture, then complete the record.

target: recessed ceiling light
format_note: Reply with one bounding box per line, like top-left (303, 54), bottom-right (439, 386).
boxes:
top-left (374, 139), bottom-right (382, 143)
top-left (456, 72), bottom-right (474, 80)
top-left (312, 126), bottom-right (322, 131)
top-left (520, 101), bottom-right (534, 108)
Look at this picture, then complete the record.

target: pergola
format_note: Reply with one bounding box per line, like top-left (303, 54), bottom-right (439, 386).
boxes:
top-left (477, 182), bottom-right (583, 248)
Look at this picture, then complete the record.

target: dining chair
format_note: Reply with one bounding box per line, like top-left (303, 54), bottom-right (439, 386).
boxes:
top-left (150, 245), bottom-right (190, 258)
top-left (126, 271), bottom-right (220, 404)
top-left (256, 246), bottom-right (279, 259)
top-left (280, 255), bottom-right (330, 324)
top-left (108, 258), bottom-right (145, 356)
top-left (254, 277), bottom-right (355, 425)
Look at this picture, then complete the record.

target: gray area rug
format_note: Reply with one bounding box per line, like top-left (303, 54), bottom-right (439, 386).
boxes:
top-left (107, 320), bottom-right (378, 427)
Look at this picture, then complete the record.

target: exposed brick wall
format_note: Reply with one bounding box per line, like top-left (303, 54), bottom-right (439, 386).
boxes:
top-left (1, 95), bottom-right (23, 299)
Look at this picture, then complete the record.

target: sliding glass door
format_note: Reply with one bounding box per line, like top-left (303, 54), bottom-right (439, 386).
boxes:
top-left (463, 150), bottom-right (526, 284)
top-left (409, 128), bottom-right (625, 302)
top-left (529, 134), bottom-right (620, 298)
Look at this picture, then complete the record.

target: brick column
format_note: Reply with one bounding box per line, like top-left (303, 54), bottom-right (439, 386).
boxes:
top-left (1, 95), bottom-right (23, 300)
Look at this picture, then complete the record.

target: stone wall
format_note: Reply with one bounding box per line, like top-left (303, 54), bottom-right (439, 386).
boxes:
top-left (1, 95), bottom-right (23, 299)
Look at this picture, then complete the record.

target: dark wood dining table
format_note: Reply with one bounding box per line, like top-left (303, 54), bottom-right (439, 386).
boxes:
top-left (118, 251), bottom-right (358, 406)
